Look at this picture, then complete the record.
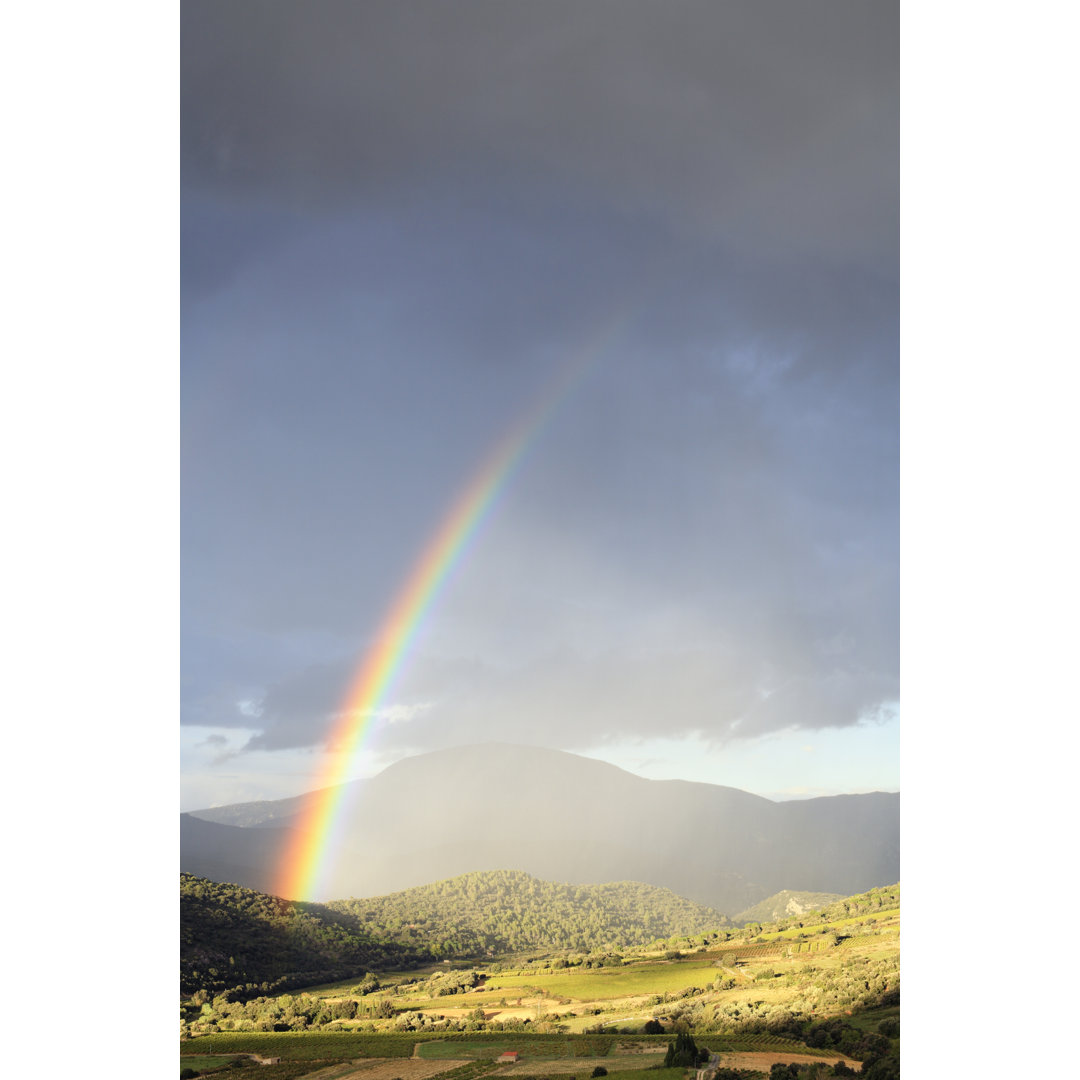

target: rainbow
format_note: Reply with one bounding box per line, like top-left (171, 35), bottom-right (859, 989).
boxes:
top-left (273, 314), bottom-right (630, 901)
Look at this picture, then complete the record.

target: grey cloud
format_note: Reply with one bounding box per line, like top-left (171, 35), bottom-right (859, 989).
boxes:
top-left (181, 1), bottom-right (898, 774)
top-left (242, 657), bottom-right (354, 752)
top-left (182, 0), bottom-right (896, 268)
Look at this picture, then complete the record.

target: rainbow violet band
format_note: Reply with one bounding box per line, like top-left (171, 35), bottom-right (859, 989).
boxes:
top-left (273, 313), bottom-right (631, 901)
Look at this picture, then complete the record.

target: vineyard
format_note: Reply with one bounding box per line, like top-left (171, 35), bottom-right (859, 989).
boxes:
top-left (181, 884), bottom-right (899, 1078)
top-left (182, 1031), bottom-right (847, 1066)
top-left (417, 1035), bottom-right (619, 1059)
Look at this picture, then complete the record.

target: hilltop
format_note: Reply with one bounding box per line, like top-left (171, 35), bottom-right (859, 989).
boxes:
top-left (327, 869), bottom-right (730, 955)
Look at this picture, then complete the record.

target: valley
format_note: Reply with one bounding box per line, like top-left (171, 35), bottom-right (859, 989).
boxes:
top-left (181, 878), bottom-right (899, 1079)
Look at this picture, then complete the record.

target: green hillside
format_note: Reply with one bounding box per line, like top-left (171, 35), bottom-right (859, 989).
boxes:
top-left (180, 874), bottom-right (426, 998)
top-left (327, 869), bottom-right (730, 955)
top-left (732, 890), bottom-right (843, 926)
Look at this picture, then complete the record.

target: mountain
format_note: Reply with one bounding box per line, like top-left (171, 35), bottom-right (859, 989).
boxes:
top-left (182, 743), bottom-right (899, 913)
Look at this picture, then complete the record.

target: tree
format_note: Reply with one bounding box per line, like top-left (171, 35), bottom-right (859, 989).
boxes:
top-left (663, 1033), bottom-right (699, 1068)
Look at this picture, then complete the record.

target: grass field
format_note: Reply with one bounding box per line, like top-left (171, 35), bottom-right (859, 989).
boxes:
top-left (480, 961), bottom-right (720, 1000)
top-left (180, 1054), bottom-right (244, 1070)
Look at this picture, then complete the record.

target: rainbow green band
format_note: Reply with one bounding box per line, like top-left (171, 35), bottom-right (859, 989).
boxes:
top-left (273, 313), bottom-right (630, 900)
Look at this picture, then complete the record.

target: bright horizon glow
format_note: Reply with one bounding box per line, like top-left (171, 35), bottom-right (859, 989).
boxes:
top-left (576, 710), bottom-right (901, 799)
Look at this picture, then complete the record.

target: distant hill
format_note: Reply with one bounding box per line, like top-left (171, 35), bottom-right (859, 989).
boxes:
top-left (732, 889), bottom-right (844, 926)
top-left (182, 743), bottom-right (899, 913)
top-left (327, 868), bottom-right (729, 956)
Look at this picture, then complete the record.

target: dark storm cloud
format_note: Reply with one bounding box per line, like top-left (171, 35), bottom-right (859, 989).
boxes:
top-left (181, 0), bottom-right (899, 764)
top-left (182, 0), bottom-right (896, 269)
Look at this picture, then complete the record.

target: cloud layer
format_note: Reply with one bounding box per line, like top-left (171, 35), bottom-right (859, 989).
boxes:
top-left (181, 1), bottom-right (899, 782)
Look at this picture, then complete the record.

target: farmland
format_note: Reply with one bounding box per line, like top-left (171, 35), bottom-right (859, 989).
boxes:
top-left (182, 884), bottom-right (899, 1079)
top-left (181, 1033), bottom-right (864, 1080)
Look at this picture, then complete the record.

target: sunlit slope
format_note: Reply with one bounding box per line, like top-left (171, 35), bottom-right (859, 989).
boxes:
top-left (183, 743), bottom-right (899, 912)
top-left (732, 890), bottom-right (845, 925)
top-left (327, 869), bottom-right (730, 954)
top-left (182, 878), bottom-right (900, 1077)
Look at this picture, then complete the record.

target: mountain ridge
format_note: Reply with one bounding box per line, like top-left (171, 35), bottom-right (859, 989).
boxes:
top-left (181, 742), bottom-right (898, 913)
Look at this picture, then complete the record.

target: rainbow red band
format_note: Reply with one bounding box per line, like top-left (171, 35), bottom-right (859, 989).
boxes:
top-left (273, 314), bottom-right (631, 901)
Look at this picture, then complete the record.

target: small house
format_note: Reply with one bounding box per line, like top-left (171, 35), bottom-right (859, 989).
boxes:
top-left (497, 1052), bottom-right (520, 1063)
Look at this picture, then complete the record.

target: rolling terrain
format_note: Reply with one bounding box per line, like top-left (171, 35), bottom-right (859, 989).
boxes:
top-left (182, 743), bottom-right (899, 913)
top-left (181, 880), bottom-right (900, 1079)
top-left (181, 870), bottom-right (730, 997)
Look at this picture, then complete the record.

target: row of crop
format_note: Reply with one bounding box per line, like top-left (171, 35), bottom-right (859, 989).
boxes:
top-left (703, 1033), bottom-right (831, 1055)
top-left (181, 1032), bottom-right (642, 1062)
top-left (708, 944), bottom-right (786, 961)
top-left (182, 1032), bottom-right (419, 1059)
top-left (418, 1034), bottom-right (621, 1058)
top-left (837, 934), bottom-right (897, 950)
top-left (432, 1061), bottom-right (500, 1080)
top-left (237, 1062), bottom-right (355, 1080)
top-left (784, 940), bottom-right (838, 955)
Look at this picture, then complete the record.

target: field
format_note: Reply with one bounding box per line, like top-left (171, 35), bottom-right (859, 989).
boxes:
top-left (481, 961), bottom-right (721, 999)
top-left (181, 1035), bottom-right (863, 1080)
top-left (181, 1055), bottom-right (245, 1071)
top-left (182, 887), bottom-right (899, 1078)
top-left (416, 1037), bottom-right (613, 1060)
top-left (709, 1051), bottom-right (860, 1073)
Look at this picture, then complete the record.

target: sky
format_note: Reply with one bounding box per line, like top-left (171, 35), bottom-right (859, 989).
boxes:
top-left (9, 4), bottom-right (1079, 1073)
top-left (180, 0), bottom-right (899, 810)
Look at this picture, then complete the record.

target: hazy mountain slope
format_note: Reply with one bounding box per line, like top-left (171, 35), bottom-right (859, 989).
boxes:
top-left (180, 813), bottom-right (291, 890)
top-left (185, 791), bottom-right (319, 828)
top-left (182, 743), bottom-right (899, 912)
top-left (327, 868), bottom-right (729, 955)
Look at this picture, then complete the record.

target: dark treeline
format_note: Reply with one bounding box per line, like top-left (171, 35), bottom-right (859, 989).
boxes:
top-left (180, 874), bottom-right (429, 998)
top-left (327, 869), bottom-right (729, 955)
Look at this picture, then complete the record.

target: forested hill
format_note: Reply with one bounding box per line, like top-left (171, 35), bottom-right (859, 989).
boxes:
top-left (326, 869), bottom-right (730, 955)
top-left (180, 874), bottom-right (426, 999)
